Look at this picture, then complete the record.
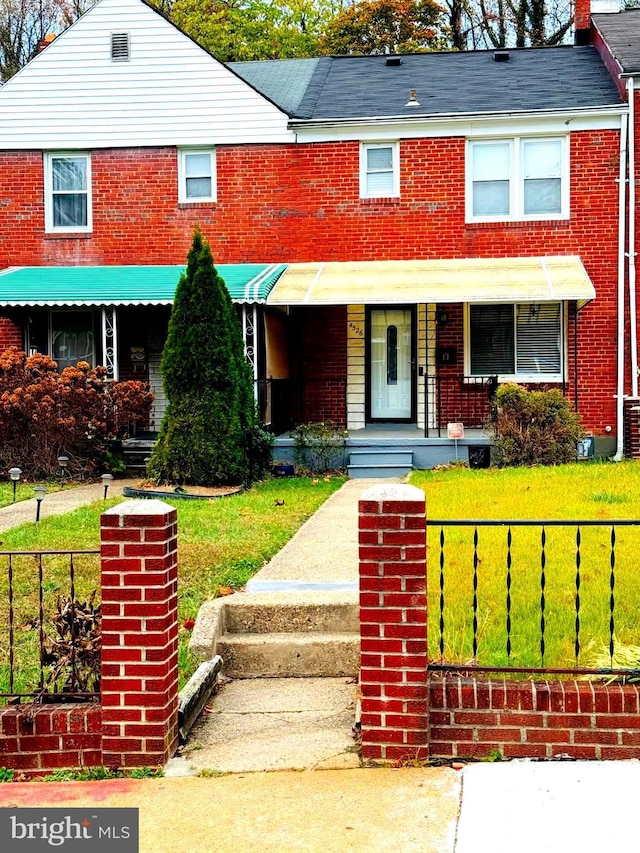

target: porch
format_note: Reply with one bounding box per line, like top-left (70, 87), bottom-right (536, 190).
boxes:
top-left (273, 422), bottom-right (494, 474)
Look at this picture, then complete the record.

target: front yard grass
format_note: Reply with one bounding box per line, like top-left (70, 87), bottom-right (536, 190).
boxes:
top-left (410, 461), bottom-right (640, 672)
top-left (0, 481), bottom-right (62, 509)
top-left (0, 475), bottom-right (345, 692)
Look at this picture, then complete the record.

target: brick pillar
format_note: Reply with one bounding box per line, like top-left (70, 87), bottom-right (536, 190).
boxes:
top-left (100, 499), bottom-right (179, 769)
top-left (358, 484), bottom-right (428, 763)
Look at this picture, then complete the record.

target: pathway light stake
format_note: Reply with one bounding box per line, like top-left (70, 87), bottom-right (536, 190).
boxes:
top-left (57, 455), bottom-right (69, 482)
top-left (8, 467), bottom-right (21, 503)
top-left (102, 473), bottom-right (114, 500)
top-left (34, 485), bottom-right (47, 522)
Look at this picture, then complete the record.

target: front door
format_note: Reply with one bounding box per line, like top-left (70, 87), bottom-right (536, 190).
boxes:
top-left (368, 307), bottom-right (415, 421)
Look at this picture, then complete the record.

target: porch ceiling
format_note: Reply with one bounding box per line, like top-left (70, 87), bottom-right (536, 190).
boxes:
top-left (266, 257), bottom-right (595, 308)
top-left (0, 264), bottom-right (287, 307)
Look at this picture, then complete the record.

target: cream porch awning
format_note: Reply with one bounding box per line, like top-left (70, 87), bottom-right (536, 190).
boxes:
top-left (266, 257), bottom-right (595, 308)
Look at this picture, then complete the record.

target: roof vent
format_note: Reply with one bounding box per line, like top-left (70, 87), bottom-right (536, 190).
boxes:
top-left (386, 56), bottom-right (402, 67)
top-left (405, 89), bottom-right (420, 107)
top-left (111, 32), bottom-right (130, 62)
top-left (493, 50), bottom-right (510, 62)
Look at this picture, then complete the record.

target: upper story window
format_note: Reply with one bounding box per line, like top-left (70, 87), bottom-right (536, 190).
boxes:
top-left (179, 149), bottom-right (216, 203)
top-left (467, 136), bottom-right (568, 222)
top-left (360, 142), bottom-right (399, 199)
top-left (45, 153), bottom-right (92, 233)
top-left (467, 302), bottom-right (563, 382)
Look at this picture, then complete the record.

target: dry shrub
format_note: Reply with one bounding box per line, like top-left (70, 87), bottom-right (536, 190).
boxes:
top-left (492, 382), bottom-right (584, 467)
top-left (0, 347), bottom-right (153, 479)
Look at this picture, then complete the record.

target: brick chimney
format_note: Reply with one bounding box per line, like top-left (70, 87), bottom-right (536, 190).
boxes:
top-left (574, 0), bottom-right (591, 31)
top-left (37, 33), bottom-right (56, 53)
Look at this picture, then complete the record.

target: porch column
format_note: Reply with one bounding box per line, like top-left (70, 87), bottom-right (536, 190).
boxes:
top-left (242, 304), bottom-right (259, 401)
top-left (101, 306), bottom-right (119, 380)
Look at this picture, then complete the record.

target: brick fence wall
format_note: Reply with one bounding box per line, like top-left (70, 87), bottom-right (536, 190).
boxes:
top-left (358, 484), bottom-right (640, 764)
top-left (0, 499), bottom-right (179, 777)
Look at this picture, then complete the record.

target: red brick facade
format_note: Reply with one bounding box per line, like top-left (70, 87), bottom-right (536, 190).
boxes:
top-left (0, 130), bottom-right (622, 435)
top-left (0, 318), bottom-right (23, 351)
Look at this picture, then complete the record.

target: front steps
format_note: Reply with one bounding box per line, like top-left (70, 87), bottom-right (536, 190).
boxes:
top-left (190, 591), bottom-right (359, 678)
top-left (347, 449), bottom-right (413, 478)
top-left (121, 437), bottom-right (156, 475)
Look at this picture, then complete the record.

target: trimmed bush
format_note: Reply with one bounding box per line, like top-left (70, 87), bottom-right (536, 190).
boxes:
top-left (148, 228), bottom-right (273, 486)
top-left (0, 348), bottom-right (153, 479)
top-left (292, 421), bottom-right (348, 474)
top-left (491, 383), bottom-right (584, 467)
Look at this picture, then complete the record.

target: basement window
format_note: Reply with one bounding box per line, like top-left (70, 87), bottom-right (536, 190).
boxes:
top-left (111, 32), bottom-right (130, 62)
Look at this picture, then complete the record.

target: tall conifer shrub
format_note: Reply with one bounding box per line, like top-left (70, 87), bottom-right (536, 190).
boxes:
top-left (148, 229), bottom-right (271, 485)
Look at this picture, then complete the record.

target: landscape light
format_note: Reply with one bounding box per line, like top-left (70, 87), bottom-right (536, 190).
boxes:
top-left (8, 467), bottom-right (22, 503)
top-left (34, 485), bottom-right (47, 522)
top-left (102, 473), bottom-right (114, 500)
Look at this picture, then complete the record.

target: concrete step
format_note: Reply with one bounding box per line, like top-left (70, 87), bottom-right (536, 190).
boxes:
top-left (190, 591), bottom-right (359, 678)
top-left (223, 595), bottom-right (358, 635)
top-left (217, 631), bottom-right (359, 678)
top-left (348, 463), bottom-right (412, 478)
top-left (349, 450), bottom-right (414, 466)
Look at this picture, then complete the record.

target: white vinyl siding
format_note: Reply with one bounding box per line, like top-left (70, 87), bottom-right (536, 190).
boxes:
top-left (179, 149), bottom-right (216, 202)
top-left (360, 143), bottom-right (399, 198)
top-left (45, 152), bottom-right (92, 233)
top-left (467, 136), bottom-right (568, 222)
top-left (0, 0), bottom-right (292, 149)
top-left (467, 302), bottom-right (563, 381)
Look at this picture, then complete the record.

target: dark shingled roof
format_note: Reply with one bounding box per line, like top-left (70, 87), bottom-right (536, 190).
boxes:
top-left (593, 10), bottom-right (640, 74)
top-left (230, 46), bottom-right (623, 120)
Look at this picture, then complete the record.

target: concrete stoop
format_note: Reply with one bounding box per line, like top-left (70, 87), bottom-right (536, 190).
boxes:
top-left (190, 590), bottom-right (360, 678)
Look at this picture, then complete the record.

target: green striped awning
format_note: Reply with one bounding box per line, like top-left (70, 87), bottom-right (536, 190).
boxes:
top-left (0, 264), bottom-right (288, 306)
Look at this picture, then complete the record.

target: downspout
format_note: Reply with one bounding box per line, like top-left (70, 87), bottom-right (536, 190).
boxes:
top-left (627, 78), bottom-right (638, 397)
top-left (614, 111), bottom-right (629, 461)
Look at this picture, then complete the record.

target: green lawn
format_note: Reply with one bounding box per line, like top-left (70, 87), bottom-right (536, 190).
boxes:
top-left (0, 481), bottom-right (63, 509)
top-left (0, 475), bottom-right (345, 693)
top-left (410, 462), bottom-right (640, 672)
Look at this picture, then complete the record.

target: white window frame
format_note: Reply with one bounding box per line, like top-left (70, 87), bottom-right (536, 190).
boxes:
top-left (178, 148), bottom-right (217, 203)
top-left (466, 136), bottom-right (569, 223)
top-left (360, 142), bottom-right (399, 199)
top-left (464, 301), bottom-right (566, 383)
top-left (44, 152), bottom-right (92, 234)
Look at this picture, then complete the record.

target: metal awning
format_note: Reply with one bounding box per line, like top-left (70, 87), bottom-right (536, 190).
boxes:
top-left (267, 257), bottom-right (596, 308)
top-left (0, 264), bottom-right (288, 307)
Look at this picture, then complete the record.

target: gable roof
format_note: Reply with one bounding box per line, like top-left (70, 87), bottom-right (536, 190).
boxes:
top-left (231, 46), bottom-right (624, 121)
top-left (592, 10), bottom-right (640, 74)
top-left (0, 0), bottom-right (292, 148)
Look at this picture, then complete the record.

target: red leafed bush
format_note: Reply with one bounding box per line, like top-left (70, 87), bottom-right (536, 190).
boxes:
top-left (0, 347), bottom-right (153, 479)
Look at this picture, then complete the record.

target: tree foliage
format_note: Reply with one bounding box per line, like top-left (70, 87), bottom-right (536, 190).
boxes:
top-left (167, 0), bottom-right (342, 62)
top-left (0, 0), bottom-right (92, 82)
top-left (321, 0), bottom-right (446, 55)
top-left (148, 228), bottom-right (272, 486)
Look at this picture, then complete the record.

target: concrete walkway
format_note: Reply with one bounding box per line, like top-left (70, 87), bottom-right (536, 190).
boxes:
top-left (246, 478), bottom-right (395, 592)
top-left (0, 478), bottom-right (140, 532)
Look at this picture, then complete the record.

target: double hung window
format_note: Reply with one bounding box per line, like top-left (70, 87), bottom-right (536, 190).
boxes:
top-left (468, 137), bottom-right (567, 221)
top-left (360, 143), bottom-right (399, 198)
top-left (45, 153), bottom-right (91, 232)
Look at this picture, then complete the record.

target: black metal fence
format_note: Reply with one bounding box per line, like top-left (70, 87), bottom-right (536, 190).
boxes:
top-left (426, 520), bottom-right (640, 677)
top-left (424, 375), bottom-right (498, 437)
top-left (257, 377), bottom-right (347, 434)
top-left (0, 550), bottom-right (101, 703)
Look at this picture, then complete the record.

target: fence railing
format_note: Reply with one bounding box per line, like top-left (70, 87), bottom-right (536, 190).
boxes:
top-left (426, 520), bottom-right (640, 677)
top-left (257, 377), bottom-right (347, 433)
top-left (0, 550), bottom-right (101, 703)
top-left (424, 374), bottom-right (498, 436)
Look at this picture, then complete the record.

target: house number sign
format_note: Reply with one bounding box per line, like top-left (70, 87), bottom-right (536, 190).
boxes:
top-left (349, 321), bottom-right (364, 338)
